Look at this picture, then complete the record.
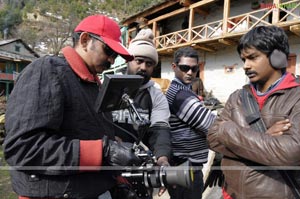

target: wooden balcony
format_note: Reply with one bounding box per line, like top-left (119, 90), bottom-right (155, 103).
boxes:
top-left (0, 72), bottom-right (14, 81)
top-left (152, 0), bottom-right (300, 54)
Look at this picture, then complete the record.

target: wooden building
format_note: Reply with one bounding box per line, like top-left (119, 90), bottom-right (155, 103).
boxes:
top-left (0, 38), bottom-right (39, 98)
top-left (119, 0), bottom-right (300, 102)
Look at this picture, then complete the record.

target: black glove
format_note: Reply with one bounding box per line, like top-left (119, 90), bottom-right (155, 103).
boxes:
top-left (203, 152), bottom-right (224, 191)
top-left (102, 136), bottom-right (142, 166)
top-left (111, 183), bottom-right (138, 199)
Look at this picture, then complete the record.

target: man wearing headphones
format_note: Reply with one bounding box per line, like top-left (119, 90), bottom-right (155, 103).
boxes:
top-left (207, 25), bottom-right (300, 199)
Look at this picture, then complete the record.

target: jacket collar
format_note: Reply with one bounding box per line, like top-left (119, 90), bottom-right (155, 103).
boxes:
top-left (139, 80), bottom-right (155, 90)
top-left (250, 72), bottom-right (299, 96)
top-left (246, 72), bottom-right (300, 109)
top-left (62, 46), bottom-right (101, 84)
top-left (174, 77), bottom-right (192, 89)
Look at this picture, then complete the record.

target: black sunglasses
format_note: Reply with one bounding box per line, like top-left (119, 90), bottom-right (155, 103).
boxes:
top-left (89, 34), bottom-right (118, 59)
top-left (177, 64), bottom-right (199, 73)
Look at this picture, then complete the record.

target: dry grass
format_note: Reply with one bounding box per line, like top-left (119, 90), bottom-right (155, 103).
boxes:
top-left (0, 146), bottom-right (18, 199)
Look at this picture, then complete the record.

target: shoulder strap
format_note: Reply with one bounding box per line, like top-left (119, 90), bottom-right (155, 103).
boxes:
top-left (241, 89), bottom-right (266, 133)
top-left (134, 88), bottom-right (152, 119)
top-left (241, 88), bottom-right (300, 199)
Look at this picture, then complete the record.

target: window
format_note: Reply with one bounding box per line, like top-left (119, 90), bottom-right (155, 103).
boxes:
top-left (15, 46), bottom-right (20, 52)
top-left (224, 63), bottom-right (238, 74)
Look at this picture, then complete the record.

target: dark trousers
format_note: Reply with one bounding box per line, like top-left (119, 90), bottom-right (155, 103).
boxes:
top-left (167, 168), bottom-right (204, 199)
top-left (110, 182), bottom-right (153, 199)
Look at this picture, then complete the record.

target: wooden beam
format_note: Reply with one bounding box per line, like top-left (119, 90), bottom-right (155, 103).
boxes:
top-left (188, 9), bottom-right (195, 40)
top-left (148, 7), bottom-right (189, 24)
top-left (272, 0), bottom-right (280, 23)
top-left (122, 1), bottom-right (179, 26)
top-left (222, 0), bottom-right (230, 32)
top-left (218, 38), bottom-right (237, 46)
top-left (290, 24), bottom-right (300, 37)
top-left (180, 0), bottom-right (193, 7)
top-left (167, 48), bottom-right (175, 53)
top-left (194, 7), bottom-right (209, 16)
top-left (190, 0), bottom-right (217, 9)
top-left (153, 21), bottom-right (158, 38)
top-left (193, 44), bottom-right (215, 52)
top-left (148, 0), bottom-right (214, 25)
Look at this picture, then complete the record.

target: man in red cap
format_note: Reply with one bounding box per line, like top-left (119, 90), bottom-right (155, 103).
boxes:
top-left (3, 14), bottom-right (141, 199)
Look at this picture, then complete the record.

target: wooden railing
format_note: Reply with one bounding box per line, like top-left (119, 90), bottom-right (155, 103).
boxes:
top-left (0, 72), bottom-right (13, 81)
top-left (155, 0), bottom-right (300, 51)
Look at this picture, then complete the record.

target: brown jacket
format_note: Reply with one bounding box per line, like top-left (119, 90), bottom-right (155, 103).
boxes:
top-left (208, 73), bottom-right (300, 199)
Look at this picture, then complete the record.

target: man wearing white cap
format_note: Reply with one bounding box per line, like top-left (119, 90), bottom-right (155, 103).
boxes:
top-left (112, 29), bottom-right (171, 199)
top-left (3, 14), bottom-right (142, 199)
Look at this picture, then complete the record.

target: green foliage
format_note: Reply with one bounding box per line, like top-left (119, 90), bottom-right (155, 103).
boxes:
top-left (0, 4), bottom-right (23, 38)
top-left (0, 0), bottom-right (164, 54)
top-left (97, 0), bottom-right (164, 21)
top-left (19, 0), bottom-right (96, 55)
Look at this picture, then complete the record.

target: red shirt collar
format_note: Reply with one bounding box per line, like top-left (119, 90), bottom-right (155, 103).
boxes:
top-left (251, 72), bottom-right (299, 109)
top-left (62, 46), bottom-right (101, 84)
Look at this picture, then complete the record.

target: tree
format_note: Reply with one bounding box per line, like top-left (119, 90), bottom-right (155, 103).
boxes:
top-left (1, 0), bottom-right (164, 55)
top-left (97, 0), bottom-right (164, 21)
top-left (19, 0), bottom-right (97, 55)
top-left (0, 3), bottom-right (23, 39)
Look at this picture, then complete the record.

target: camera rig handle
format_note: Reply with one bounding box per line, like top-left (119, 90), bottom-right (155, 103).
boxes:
top-left (121, 93), bottom-right (150, 145)
top-left (121, 93), bottom-right (155, 165)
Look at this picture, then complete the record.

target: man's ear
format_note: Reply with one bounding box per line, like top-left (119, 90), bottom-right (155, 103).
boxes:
top-left (79, 32), bottom-right (90, 50)
top-left (171, 63), bottom-right (176, 71)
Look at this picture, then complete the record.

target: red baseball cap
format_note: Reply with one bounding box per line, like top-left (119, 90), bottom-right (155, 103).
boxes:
top-left (74, 15), bottom-right (133, 61)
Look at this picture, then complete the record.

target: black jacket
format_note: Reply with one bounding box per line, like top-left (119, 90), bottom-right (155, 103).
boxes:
top-left (4, 50), bottom-right (116, 199)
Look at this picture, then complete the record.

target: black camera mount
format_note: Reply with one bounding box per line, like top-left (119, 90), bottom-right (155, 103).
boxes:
top-left (96, 75), bottom-right (193, 198)
top-left (120, 93), bottom-right (192, 198)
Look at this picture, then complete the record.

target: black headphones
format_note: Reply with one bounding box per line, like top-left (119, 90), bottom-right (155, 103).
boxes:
top-left (269, 49), bottom-right (288, 69)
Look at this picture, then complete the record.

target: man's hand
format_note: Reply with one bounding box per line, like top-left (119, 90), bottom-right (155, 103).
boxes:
top-left (156, 156), bottom-right (169, 167)
top-left (102, 136), bottom-right (142, 166)
top-left (266, 119), bottom-right (291, 136)
top-left (204, 152), bottom-right (224, 191)
top-left (156, 156), bottom-right (170, 196)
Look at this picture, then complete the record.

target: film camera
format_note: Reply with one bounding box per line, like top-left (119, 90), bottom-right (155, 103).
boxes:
top-left (95, 74), bottom-right (193, 197)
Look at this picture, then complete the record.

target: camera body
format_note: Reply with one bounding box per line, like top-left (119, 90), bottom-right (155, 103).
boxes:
top-left (109, 92), bottom-right (193, 198)
top-left (121, 144), bottom-right (192, 198)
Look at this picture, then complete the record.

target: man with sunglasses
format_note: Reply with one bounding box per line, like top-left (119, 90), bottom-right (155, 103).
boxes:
top-left (166, 47), bottom-right (216, 199)
top-left (3, 15), bottom-right (142, 199)
top-left (111, 29), bottom-right (171, 199)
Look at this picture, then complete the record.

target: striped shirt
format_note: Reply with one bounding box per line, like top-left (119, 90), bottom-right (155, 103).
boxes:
top-left (166, 78), bottom-right (216, 164)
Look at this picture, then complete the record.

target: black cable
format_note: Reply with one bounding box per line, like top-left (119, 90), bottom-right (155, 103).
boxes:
top-left (101, 112), bottom-right (138, 141)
